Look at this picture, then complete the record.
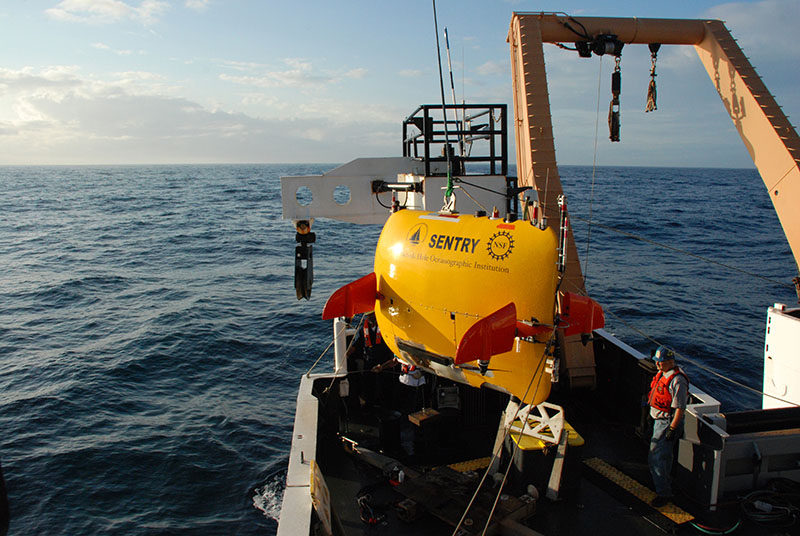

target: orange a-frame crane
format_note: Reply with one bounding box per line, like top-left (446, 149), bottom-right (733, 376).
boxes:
top-left (509, 12), bottom-right (799, 293)
top-left (508, 12), bottom-right (800, 405)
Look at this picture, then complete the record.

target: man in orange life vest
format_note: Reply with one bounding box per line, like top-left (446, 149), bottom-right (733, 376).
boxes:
top-left (647, 345), bottom-right (689, 507)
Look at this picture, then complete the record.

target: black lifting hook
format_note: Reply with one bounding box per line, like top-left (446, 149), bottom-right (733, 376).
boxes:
top-left (608, 55), bottom-right (622, 142)
top-left (294, 220), bottom-right (316, 300)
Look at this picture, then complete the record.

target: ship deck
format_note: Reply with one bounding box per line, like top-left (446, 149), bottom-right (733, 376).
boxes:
top-left (315, 386), bottom-right (792, 535)
top-left (295, 330), bottom-right (799, 536)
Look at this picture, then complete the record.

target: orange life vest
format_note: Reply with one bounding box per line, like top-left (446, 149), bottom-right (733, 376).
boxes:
top-left (363, 318), bottom-right (383, 348)
top-left (648, 367), bottom-right (689, 413)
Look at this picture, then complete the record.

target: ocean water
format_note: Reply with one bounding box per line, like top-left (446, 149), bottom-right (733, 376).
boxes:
top-left (0, 164), bottom-right (795, 534)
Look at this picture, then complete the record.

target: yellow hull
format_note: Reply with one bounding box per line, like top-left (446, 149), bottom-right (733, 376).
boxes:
top-left (373, 210), bottom-right (560, 405)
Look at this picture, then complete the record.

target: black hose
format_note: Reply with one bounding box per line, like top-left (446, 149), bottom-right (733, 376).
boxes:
top-left (740, 479), bottom-right (800, 528)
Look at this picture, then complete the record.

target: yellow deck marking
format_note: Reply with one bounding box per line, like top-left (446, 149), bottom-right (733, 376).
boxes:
top-left (583, 457), bottom-right (694, 525)
top-left (448, 457), bottom-right (492, 472)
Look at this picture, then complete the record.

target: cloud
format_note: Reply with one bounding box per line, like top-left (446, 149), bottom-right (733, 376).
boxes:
top-left (185, 0), bottom-right (211, 11)
top-left (220, 58), bottom-right (330, 88)
top-left (702, 0), bottom-right (799, 121)
top-left (0, 66), bottom-right (399, 164)
top-left (475, 60), bottom-right (508, 77)
top-left (344, 68), bottom-right (367, 80)
top-left (45, 0), bottom-right (169, 25)
top-left (92, 42), bottom-right (141, 56)
top-left (219, 58), bottom-right (367, 89)
top-left (398, 69), bottom-right (423, 78)
top-left (704, 0), bottom-right (800, 60)
top-left (0, 122), bottom-right (19, 136)
top-left (0, 66), bottom-right (83, 97)
top-left (217, 60), bottom-right (268, 72)
top-left (106, 71), bottom-right (180, 97)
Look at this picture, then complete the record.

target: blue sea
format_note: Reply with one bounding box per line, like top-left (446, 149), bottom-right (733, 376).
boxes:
top-left (0, 164), bottom-right (795, 534)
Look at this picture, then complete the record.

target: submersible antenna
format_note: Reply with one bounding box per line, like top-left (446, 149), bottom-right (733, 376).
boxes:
top-left (432, 0), bottom-right (455, 209)
top-left (444, 27), bottom-right (464, 157)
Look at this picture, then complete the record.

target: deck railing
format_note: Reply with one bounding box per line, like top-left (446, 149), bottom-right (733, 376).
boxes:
top-left (402, 104), bottom-right (508, 178)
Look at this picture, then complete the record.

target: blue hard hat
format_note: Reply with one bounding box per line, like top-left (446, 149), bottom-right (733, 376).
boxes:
top-left (653, 346), bottom-right (675, 362)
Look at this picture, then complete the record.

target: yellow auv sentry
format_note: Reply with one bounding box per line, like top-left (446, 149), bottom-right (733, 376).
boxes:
top-left (373, 209), bottom-right (559, 405)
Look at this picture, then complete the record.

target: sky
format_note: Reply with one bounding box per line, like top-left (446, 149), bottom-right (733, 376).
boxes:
top-left (1, 0), bottom-right (798, 167)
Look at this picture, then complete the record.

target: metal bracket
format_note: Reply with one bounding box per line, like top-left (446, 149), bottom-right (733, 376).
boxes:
top-left (514, 401), bottom-right (565, 445)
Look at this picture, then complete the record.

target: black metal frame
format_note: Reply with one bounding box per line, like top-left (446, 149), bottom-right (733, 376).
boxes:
top-left (402, 104), bottom-right (508, 178)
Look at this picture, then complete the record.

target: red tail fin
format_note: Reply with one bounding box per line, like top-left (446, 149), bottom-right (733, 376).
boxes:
top-left (559, 292), bottom-right (605, 336)
top-left (321, 272), bottom-right (377, 320)
top-left (455, 303), bottom-right (517, 365)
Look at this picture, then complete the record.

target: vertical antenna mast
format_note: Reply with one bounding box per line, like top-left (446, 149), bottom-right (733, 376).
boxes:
top-left (432, 0), bottom-right (454, 209)
top-left (444, 28), bottom-right (464, 157)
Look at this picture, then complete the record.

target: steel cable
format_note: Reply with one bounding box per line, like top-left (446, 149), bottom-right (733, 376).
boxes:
top-left (601, 306), bottom-right (799, 407)
top-left (571, 214), bottom-right (794, 289)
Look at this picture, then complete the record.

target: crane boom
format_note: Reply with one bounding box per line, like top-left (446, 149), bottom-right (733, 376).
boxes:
top-left (508, 13), bottom-right (800, 389)
top-left (508, 12), bottom-right (800, 284)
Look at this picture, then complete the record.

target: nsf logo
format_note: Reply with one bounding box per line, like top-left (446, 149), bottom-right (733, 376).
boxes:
top-left (487, 230), bottom-right (514, 261)
top-left (407, 223), bottom-right (428, 245)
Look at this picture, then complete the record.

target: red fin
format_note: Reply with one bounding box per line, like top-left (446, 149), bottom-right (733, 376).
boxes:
top-left (515, 321), bottom-right (552, 338)
top-left (321, 272), bottom-right (377, 320)
top-left (560, 292), bottom-right (605, 336)
top-left (455, 303), bottom-right (517, 365)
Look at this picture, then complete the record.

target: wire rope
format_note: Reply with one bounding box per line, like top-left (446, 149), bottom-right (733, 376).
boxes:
top-left (306, 315), bottom-right (363, 378)
top-left (479, 376), bottom-right (548, 536)
top-left (305, 337), bottom-right (337, 377)
top-left (453, 177), bottom-right (507, 197)
top-left (571, 214), bottom-right (794, 289)
top-left (458, 185), bottom-right (488, 212)
top-left (583, 54), bottom-right (603, 282)
top-left (451, 348), bottom-right (551, 536)
top-left (602, 306), bottom-right (799, 407)
top-left (452, 293), bottom-right (564, 536)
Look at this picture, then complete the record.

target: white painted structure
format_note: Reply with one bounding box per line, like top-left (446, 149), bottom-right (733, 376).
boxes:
top-left (763, 304), bottom-right (800, 409)
top-left (281, 157), bottom-right (510, 225)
